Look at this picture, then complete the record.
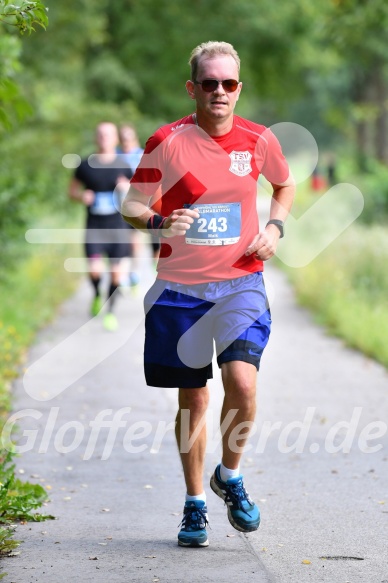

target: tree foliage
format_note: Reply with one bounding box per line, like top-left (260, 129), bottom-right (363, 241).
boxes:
top-left (0, 0), bottom-right (388, 272)
top-left (0, 0), bottom-right (48, 127)
top-left (0, 0), bottom-right (48, 33)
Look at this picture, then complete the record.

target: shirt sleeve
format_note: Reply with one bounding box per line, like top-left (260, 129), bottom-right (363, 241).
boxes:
top-left (74, 160), bottom-right (85, 183)
top-left (256, 128), bottom-right (290, 185)
top-left (130, 128), bottom-right (165, 196)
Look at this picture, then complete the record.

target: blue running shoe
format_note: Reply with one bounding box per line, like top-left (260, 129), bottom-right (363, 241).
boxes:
top-left (178, 500), bottom-right (209, 547)
top-left (210, 464), bottom-right (260, 532)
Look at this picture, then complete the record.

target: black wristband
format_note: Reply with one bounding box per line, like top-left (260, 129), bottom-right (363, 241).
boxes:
top-left (147, 214), bottom-right (167, 236)
top-left (266, 219), bottom-right (284, 238)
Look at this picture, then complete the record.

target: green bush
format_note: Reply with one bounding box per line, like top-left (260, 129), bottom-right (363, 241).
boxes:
top-left (284, 222), bottom-right (388, 367)
top-left (339, 157), bottom-right (388, 224)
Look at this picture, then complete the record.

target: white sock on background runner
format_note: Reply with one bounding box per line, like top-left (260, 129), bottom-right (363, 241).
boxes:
top-left (185, 492), bottom-right (206, 504)
top-left (220, 462), bottom-right (240, 482)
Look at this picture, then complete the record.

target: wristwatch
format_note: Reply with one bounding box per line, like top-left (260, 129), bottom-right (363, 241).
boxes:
top-left (266, 219), bottom-right (284, 238)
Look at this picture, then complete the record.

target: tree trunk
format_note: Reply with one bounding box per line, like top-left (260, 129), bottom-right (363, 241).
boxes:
top-left (374, 68), bottom-right (388, 164)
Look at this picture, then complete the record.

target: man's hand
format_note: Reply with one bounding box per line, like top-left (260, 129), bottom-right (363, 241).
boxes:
top-left (245, 223), bottom-right (281, 260)
top-left (82, 189), bottom-right (95, 206)
top-left (162, 208), bottom-right (200, 238)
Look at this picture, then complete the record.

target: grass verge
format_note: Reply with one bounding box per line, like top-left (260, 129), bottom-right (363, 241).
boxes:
top-left (0, 239), bottom-right (79, 561)
top-left (279, 194), bottom-right (388, 368)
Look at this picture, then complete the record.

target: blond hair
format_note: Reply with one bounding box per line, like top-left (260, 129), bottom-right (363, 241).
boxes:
top-left (189, 41), bottom-right (240, 81)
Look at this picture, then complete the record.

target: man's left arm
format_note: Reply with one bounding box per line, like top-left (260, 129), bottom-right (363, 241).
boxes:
top-left (245, 172), bottom-right (296, 261)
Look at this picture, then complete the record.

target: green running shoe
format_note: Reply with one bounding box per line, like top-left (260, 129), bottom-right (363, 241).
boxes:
top-left (103, 312), bottom-right (118, 332)
top-left (91, 296), bottom-right (102, 317)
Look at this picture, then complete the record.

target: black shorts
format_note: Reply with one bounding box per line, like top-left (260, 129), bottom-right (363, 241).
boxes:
top-left (85, 214), bottom-right (132, 261)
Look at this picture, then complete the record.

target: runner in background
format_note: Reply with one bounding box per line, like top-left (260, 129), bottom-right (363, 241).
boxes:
top-left (118, 124), bottom-right (160, 286)
top-left (69, 122), bottom-right (133, 331)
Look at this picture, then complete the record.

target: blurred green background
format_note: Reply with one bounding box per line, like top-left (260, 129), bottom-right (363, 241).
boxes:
top-left (1, 0), bottom-right (388, 399)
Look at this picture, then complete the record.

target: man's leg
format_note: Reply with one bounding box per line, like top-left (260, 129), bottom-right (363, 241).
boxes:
top-left (220, 360), bottom-right (257, 468)
top-left (210, 360), bottom-right (261, 533)
top-left (175, 386), bottom-right (210, 548)
top-left (89, 256), bottom-right (104, 316)
top-left (175, 386), bottom-right (209, 495)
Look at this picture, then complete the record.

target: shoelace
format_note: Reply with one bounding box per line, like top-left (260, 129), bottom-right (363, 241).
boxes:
top-left (178, 506), bottom-right (209, 530)
top-left (224, 479), bottom-right (252, 517)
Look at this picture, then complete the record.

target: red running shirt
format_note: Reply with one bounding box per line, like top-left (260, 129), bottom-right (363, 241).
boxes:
top-left (131, 114), bottom-right (289, 284)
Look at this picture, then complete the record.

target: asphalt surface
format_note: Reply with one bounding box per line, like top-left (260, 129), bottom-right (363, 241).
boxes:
top-left (2, 254), bottom-right (388, 583)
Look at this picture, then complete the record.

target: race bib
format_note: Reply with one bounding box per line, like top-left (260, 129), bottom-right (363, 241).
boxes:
top-left (184, 203), bottom-right (241, 246)
top-left (89, 191), bottom-right (118, 215)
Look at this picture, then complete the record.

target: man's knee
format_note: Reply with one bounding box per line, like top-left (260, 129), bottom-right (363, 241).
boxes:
top-left (222, 362), bottom-right (257, 402)
top-left (179, 387), bottom-right (209, 415)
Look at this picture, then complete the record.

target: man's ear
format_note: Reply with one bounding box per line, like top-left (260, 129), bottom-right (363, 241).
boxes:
top-left (186, 80), bottom-right (196, 100)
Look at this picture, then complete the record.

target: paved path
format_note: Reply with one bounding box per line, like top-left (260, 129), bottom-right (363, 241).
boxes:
top-left (2, 257), bottom-right (388, 583)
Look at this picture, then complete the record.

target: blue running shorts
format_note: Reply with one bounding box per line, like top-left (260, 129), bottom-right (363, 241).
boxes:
top-left (143, 272), bottom-right (271, 388)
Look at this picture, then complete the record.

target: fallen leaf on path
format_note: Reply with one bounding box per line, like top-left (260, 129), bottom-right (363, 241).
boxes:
top-left (226, 534), bottom-right (235, 538)
top-left (101, 508), bottom-right (110, 512)
top-left (144, 484), bottom-right (153, 489)
top-left (144, 555), bottom-right (157, 558)
top-left (89, 556), bottom-right (98, 560)
top-left (302, 559), bottom-right (311, 564)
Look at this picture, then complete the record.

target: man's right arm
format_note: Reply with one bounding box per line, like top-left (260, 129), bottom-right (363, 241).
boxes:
top-left (121, 185), bottom-right (154, 229)
top-left (121, 186), bottom-right (199, 238)
top-left (68, 177), bottom-right (95, 206)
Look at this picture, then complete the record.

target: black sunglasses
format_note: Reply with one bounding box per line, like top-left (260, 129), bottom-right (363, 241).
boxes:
top-left (193, 79), bottom-right (240, 93)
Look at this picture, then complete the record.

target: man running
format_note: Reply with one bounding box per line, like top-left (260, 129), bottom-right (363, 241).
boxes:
top-left (69, 122), bottom-right (133, 331)
top-left (118, 124), bottom-right (161, 282)
top-left (122, 41), bottom-right (295, 546)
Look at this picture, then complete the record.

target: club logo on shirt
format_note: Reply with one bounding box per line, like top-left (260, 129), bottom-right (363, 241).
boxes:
top-left (229, 151), bottom-right (252, 177)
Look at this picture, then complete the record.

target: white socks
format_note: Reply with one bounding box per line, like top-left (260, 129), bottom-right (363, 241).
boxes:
top-left (185, 463), bottom-right (240, 502)
top-left (220, 461), bottom-right (240, 482)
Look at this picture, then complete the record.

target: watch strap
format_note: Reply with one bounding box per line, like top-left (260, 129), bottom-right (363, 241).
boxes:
top-left (266, 219), bottom-right (284, 238)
